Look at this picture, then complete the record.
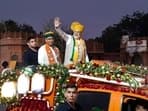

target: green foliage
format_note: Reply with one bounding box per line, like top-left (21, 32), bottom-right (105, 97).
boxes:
top-left (19, 24), bottom-right (36, 33)
top-left (0, 70), bottom-right (19, 105)
top-left (125, 64), bottom-right (148, 76)
top-left (0, 70), bottom-right (18, 87)
top-left (76, 62), bottom-right (95, 74)
top-left (0, 97), bottom-right (18, 105)
top-left (0, 64), bottom-right (69, 106)
top-left (36, 64), bottom-right (69, 104)
top-left (0, 19), bottom-right (36, 33)
top-left (4, 20), bottom-right (19, 32)
top-left (75, 62), bottom-right (148, 88)
top-left (102, 26), bottom-right (122, 52)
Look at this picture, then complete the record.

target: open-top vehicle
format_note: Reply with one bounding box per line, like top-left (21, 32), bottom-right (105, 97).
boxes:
top-left (0, 60), bottom-right (147, 111)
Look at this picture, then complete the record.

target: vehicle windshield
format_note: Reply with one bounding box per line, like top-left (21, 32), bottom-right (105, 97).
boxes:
top-left (76, 91), bottom-right (111, 111)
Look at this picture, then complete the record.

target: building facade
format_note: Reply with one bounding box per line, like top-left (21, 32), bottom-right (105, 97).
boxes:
top-left (0, 32), bottom-right (36, 67)
top-left (120, 36), bottom-right (148, 66)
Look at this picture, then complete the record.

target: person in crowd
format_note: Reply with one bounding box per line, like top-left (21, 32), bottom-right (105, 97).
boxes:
top-left (54, 17), bottom-right (89, 66)
top-left (56, 84), bottom-right (81, 111)
top-left (23, 36), bottom-right (38, 66)
top-left (38, 31), bottom-right (61, 65)
top-left (1, 61), bottom-right (11, 74)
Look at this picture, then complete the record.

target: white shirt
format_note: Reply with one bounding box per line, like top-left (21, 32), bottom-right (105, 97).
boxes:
top-left (38, 45), bottom-right (59, 65)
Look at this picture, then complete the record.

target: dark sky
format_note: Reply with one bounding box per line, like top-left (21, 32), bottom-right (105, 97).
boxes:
top-left (0, 0), bottom-right (148, 39)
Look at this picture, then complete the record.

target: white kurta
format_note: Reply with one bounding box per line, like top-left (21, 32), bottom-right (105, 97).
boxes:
top-left (55, 28), bottom-right (89, 66)
top-left (38, 45), bottom-right (59, 65)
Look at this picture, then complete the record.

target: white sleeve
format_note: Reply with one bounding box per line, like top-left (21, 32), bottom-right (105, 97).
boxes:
top-left (55, 27), bottom-right (71, 42)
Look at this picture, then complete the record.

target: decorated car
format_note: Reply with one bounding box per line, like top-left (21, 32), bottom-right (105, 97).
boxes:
top-left (0, 60), bottom-right (147, 111)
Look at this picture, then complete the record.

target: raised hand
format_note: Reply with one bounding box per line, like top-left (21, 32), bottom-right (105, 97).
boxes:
top-left (54, 17), bottom-right (61, 28)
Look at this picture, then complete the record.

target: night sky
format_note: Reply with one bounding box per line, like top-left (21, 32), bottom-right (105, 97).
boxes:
top-left (0, 0), bottom-right (148, 39)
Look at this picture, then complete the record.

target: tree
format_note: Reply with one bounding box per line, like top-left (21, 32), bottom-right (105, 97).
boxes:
top-left (100, 11), bottom-right (148, 52)
top-left (0, 22), bottom-right (5, 32)
top-left (118, 11), bottom-right (148, 37)
top-left (0, 19), bottom-right (36, 33)
top-left (4, 20), bottom-right (19, 32)
top-left (101, 25), bottom-right (122, 52)
top-left (19, 24), bottom-right (36, 33)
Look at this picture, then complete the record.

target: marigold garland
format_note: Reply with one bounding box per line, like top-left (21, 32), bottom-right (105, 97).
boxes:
top-left (0, 63), bottom-right (147, 109)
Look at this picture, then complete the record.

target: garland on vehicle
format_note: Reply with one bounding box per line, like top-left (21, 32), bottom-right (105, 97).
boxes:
top-left (0, 70), bottom-right (19, 105)
top-left (75, 62), bottom-right (148, 88)
top-left (36, 64), bottom-right (69, 105)
top-left (0, 64), bottom-right (70, 108)
top-left (21, 64), bottom-right (70, 105)
top-left (0, 62), bottom-right (147, 107)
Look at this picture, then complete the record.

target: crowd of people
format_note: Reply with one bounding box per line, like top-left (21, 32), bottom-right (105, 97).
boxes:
top-left (22, 17), bottom-right (89, 68)
top-left (1, 17), bottom-right (89, 71)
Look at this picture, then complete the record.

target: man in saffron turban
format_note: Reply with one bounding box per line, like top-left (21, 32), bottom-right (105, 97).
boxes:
top-left (54, 17), bottom-right (89, 66)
